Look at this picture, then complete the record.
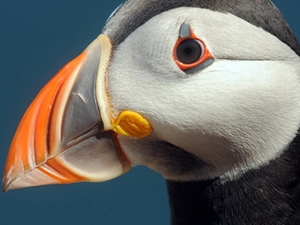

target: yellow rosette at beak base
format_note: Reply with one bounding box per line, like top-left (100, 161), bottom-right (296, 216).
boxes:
top-left (111, 110), bottom-right (152, 138)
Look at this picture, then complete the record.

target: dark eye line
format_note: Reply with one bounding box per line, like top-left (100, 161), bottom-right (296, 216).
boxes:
top-left (184, 58), bottom-right (215, 74)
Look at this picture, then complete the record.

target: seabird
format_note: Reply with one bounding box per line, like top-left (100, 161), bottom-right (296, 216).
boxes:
top-left (3, 1), bottom-right (300, 224)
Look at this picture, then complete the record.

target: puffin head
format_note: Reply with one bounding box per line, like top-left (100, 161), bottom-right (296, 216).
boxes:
top-left (3, 0), bottom-right (300, 190)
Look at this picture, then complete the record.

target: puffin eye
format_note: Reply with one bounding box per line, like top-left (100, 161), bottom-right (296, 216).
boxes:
top-left (173, 22), bottom-right (214, 74)
top-left (176, 39), bottom-right (203, 64)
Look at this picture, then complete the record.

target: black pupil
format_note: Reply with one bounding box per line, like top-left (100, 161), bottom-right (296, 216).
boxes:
top-left (176, 39), bottom-right (202, 64)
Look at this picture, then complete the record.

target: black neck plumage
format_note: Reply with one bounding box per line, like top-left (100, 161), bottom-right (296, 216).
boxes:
top-left (167, 134), bottom-right (300, 225)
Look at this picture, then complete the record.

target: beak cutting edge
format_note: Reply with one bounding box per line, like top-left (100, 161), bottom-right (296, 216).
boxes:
top-left (2, 35), bottom-right (134, 191)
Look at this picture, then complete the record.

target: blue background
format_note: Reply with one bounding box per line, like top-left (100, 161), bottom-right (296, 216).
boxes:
top-left (0, 1), bottom-right (299, 224)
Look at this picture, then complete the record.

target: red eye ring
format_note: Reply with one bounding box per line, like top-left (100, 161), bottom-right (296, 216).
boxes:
top-left (173, 28), bottom-right (214, 72)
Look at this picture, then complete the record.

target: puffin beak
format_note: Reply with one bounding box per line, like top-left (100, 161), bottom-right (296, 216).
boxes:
top-left (2, 35), bottom-right (152, 191)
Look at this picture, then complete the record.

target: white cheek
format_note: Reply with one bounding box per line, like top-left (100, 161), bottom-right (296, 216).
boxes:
top-left (157, 60), bottom-right (300, 159)
top-left (106, 7), bottom-right (300, 179)
top-left (109, 56), bottom-right (300, 177)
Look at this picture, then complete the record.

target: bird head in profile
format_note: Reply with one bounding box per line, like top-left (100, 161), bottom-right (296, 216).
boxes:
top-left (3, 0), bottom-right (300, 216)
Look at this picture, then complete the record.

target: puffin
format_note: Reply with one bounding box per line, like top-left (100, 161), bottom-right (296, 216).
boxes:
top-left (3, 0), bottom-right (300, 224)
